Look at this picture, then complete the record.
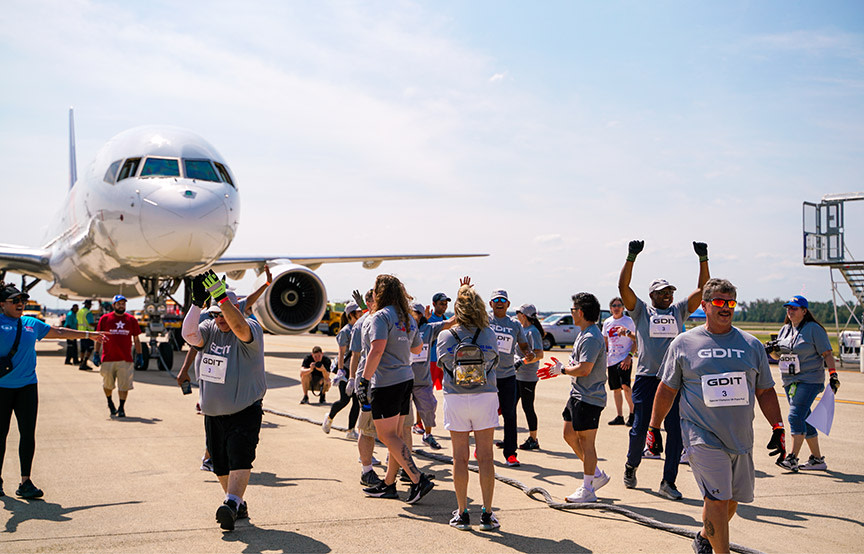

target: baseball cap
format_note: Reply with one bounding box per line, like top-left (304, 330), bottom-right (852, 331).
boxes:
top-left (0, 284), bottom-right (28, 302)
top-left (516, 303), bottom-right (537, 317)
top-left (344, 301), bottom-right (361, 315)
top-left (112, 294), bottom-right (127, 304)
top-left (783, 295), bottom-right (809, 309)
top-left (411, 301), bottom-right (425, 314)
top-left (206, 291), bottom-right (239, 313)
top-left (648, 279), bottom-right (677, 293)
top-left (432, 292), bottom-right (451, 302)
top-left (490, 289), bottom-right (508, 301)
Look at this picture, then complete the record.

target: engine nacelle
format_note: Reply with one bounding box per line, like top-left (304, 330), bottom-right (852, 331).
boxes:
top-left (249, 264), bottom-right (327, 334)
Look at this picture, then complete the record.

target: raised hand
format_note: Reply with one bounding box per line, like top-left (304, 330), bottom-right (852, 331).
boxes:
top-left (627, 240), bottom-right (644, 262)
top-left (693, 241), bottom-right (709, 262)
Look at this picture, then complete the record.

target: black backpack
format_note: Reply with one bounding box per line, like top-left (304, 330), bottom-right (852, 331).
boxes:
top-left (447, 328), bottom-right (487, 388)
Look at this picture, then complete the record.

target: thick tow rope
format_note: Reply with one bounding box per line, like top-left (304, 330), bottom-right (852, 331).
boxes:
top-left (264, 406), bottom-right (764, 554)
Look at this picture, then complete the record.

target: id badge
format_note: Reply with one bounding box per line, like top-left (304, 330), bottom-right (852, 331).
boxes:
top-left (649, 315), bottom-right (679, 338)
top-left (497, 334), bottom-right (514, 354)
top-left (701, 371), bottom-right (749, 407)
top-left (778, 354), bottom-right (800, 375)
top-left (411, 343), bottom-right (429, 363)
top-left (199, 353), bottom-right (228, 384)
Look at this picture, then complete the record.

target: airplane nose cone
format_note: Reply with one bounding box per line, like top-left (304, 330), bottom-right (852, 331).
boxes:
top-left (140, 185), bottom-right (234, 260)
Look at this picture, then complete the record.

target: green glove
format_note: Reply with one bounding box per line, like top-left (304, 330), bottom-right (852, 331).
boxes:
top-left (202, 270), bottom-right (228, 304)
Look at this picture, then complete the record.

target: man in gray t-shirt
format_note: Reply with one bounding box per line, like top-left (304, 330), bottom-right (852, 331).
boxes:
top-left (618, 239), bottom-right (710, 501)
top-left (649, 278), bottom-right (784, 554)
top-left (181, 273), bottom-right (267, 531)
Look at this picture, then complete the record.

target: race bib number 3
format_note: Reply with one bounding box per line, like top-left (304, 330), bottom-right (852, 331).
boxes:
top-left (649, 315), bottom-right (679, 338)
top-left (778, 354), bottom-right (799, 375)
top-left (497, 334), bottom-right (514, 354)
top-left (199, 353), bottom-right (228, 384)
top-left (411, 343), bottom-right (429, 363)
top-left (701, 371), bottom-right (749, 407)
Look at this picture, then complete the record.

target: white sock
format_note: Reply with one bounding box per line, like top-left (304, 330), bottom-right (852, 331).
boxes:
top-left (226, 493), bottom-right (242, 506)
top-left (362, 464), bottom-right (373, 473)
top-left (583, 474), bottom-right (594, 490)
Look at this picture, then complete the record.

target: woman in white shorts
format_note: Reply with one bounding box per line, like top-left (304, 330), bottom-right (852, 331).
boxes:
top-left (437, 280), bottom-right (500, 531)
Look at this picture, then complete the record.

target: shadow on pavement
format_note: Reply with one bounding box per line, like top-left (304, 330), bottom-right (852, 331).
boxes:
top-left (736, 500), bottom-right (864, 529)
top-left (248, 472), bottom-right (340, 488)
top-left (221, 524), bottom-right (331, 553)
top-left (1, 496), bottom-right (143, 533)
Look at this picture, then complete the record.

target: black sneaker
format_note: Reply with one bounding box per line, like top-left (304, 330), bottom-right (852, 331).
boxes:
top-left (300, 396), bottom-right (309, 405)
top-left (608, 415), bottom-right (626, 426)
top-left (399, 469), bottom-right (436, 483)
top-left (518, 437), bottom-right (540, 450)
top-left (107, 399), bottom-right (117, 416)
top-left (406, 473), bottom-right (434, 504)
top-left (626, 413), bottom-right (634, 427)
top-left (360, 469), bottom-right (382, 487)
top-left (623, 463), bottom-right (637, 488)
top-left (216, 499), bottom-right (238, 530)
top-left (450, 509), bottom-right (470, 530)
top-left (363, 481), bottom-right (399, 499)
top-left (479, 509), bottom-right (500, 530)
top-left (116, 407), bottom-right (126, 418)
top-left (692, 531), bottom-right (712, 554)
top-left (237, 501), bottom-right (248, 520)
top-left (15, 480), bottom-right (43, 499)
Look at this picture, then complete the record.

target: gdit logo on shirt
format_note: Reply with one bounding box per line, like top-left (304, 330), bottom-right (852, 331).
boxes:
top-left (209, 344), bottom-right (232, 356)
top-left (697, 348), bottom-right (745, 359)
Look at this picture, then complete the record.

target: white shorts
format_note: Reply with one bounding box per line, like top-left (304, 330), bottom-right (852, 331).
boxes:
top-left (443, 392), bottom-right (499, 433)
top-left (688, 443), bottom-right (755, 503)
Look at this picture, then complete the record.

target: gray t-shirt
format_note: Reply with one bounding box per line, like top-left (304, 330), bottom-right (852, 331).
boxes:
top-left (776, 322), bottom-right (832, 386)
top-left (197, 318), bottom-right (267, 416)
top-left (363, 306), bottom-right (421, 389)
top-left (661, 325), bottom-right (775, 455)
top-left (350, 313), bottom-right (370, 376)
top-left (437, 326), bottom-right (499, 395)
top-left (628, 297), bottom-right (691, 377)
top-left (516, 325), bottom-right (542, 382)
top-left (411, 320), bottom-right (447, 388)
top-left (568, 324), bottom-right (608, 407)
top-left (489, 315), bottom-right (527, 378)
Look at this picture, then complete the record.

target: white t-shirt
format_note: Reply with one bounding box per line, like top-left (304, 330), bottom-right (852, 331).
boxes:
top-left (602, 314), bottom-right (636, 366)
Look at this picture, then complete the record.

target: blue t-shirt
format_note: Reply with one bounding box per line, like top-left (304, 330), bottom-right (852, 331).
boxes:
top-left (0, 315), bottom-right (52, 389)
top-left (428, 313), bottom-right (447, 363)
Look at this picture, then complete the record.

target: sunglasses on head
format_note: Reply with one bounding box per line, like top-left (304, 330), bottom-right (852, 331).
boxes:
top-left (492, 298), bottom-right (507, 304)
top-left (709, 298), bottom-right (737, 308)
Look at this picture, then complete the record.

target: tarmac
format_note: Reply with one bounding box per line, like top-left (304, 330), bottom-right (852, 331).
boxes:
top-left (1, 333), bottom-right (862, 553)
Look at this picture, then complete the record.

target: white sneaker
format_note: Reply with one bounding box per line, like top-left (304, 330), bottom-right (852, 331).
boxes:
top-left (322, 417), bottom-right (332, 434)
top-left (592, 470), bottom-right (610, 491)
top-left (345, 429), bottom-right (359, 440)
top-left (565, 486), bottom-right (597, 503)
top-left (358, 455), bottom-right (382, 466)
top-left (799, 455), bottom-right (827, 471)
top-left (642, 447), bottom-right (661, 460)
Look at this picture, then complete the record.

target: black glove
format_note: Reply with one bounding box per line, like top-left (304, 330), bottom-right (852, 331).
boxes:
top-left (693, 241), bottom-right (709, 262)
top-left (646, 426), bottom-right (663, 456)
top-left (356, 377), bottom-right (371, 410)
top-left (627, 240), bottom-right (644, 262)
top-left (768, 425), bottom-right (786, 464)
top-left (829, 372), bottom-right (840, 394)
top-left (190, 274), bottom-right (209, 308)
top-left (352, 289), bottom-right (367, 311)
top-left (764, 339), bottom-right (781, 354)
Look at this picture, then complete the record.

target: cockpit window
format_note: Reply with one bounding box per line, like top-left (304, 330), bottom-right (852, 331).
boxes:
top-left (213, 162), bottom-right (235, 188)
top-left (184, 159), bottom-right (220, 182)
top-left (140, 157), bottom-right (180, 178)
top-left (103, 160), bottom-right (122, 184)
top-left (117, 158), bottom-right (141, 182)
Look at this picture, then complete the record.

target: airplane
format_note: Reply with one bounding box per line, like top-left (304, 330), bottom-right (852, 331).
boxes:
top-left (0, 110), bottom-right (485, 368)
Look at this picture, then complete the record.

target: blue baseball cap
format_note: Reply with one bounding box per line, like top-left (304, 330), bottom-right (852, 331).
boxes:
top-left (783, 295), bottom-right (808, 308)
top-left (112, 294), bottom-right (127, 303)
top-left (432, 292), bottom-right (450, 302)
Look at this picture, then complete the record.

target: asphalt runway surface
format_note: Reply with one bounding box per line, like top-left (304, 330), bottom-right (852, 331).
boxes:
top-left (1, 333), bottom-right (862, 553)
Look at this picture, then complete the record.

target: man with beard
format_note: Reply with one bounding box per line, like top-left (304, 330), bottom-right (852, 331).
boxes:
top-left (94, 295), bottom-right (143, 418)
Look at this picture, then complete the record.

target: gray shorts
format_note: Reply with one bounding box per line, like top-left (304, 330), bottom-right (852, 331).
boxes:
top-left (412, 384), bottom-right (437, 428)
top-left (688, 443), bottom-right (755, 503)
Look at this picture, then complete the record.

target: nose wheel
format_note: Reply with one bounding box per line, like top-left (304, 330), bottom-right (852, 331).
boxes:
top-left (137, 276), bottom-right (181, 372)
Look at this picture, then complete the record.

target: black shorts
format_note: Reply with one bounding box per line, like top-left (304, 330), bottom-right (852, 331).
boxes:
top-left (371, 379), bottom-right (413, 420)
top-left (204, 400), bottom-right (263, 476)
top-left (562, 397), bottom-right (604, 431)
top-left (607, 361), bottom-right (632, 390)
top-left (79, 338), bottom-right (94, 351)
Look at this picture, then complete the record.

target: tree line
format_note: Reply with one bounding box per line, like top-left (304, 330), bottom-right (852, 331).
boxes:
top-left (734, 298), bottom-right (863, 324)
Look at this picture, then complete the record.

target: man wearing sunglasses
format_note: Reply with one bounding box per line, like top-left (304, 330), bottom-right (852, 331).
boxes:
top-left (489, 289), bottom-right (535, 467)
top-left (649, 278), bottom-right (783, 554)
top-left (618, 240), bottom-right (710, 501)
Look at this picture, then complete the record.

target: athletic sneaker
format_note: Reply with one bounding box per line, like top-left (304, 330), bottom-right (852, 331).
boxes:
top-left (200, 457), bottom-right (214, 472)
top-left (405, 474), bottom-right (435, 504)
top-left (642, 447), bottom-right (660, 459)
top-left (659, 480), bottom-right (683, 500)
top-left (237, 501), bottom-right (248, 520)
top-left (216, 499), bottom-right (238, 531)
top-left (107, 399), bottom-right (117, 416)
top-left (778, 453), bottom-right (799, 473)
top-left (422, 434), bottom-right (442, 450)
top-left (300, 396), bottom-right (309, 405)
top-left (358, 456), bottom-right (382, 466)
top-left (321, 417), bottom-right (332, 434)
top-left (450, 509), bottom-right (470, 530)
top-left (360, 469), bottom-right (382, 487)
top-left (518, 437), bottom-right (540, 450)
top-left (692, 531), bottom-right (712, 554)
top-left (593, 470), bottom-right (611, 491)
top-left (399, 469), bottom-right (436, 483)
top-left (345, 429), bottom-right (359, 440)
top-left (623, 464), bottom-right (637, 488)
top-left (363, 481), bottom-right (399, 499)
top-left (412, 423), bottom-right (425, 435)
top-left (608, 415), bottom-right (626, 426)
top-left (626, 413), bottom-right (634, 427)
top-left (15, 480), bottom-right (43, 499)
top-left (116, 407), bottom-right (126, 418)
top-left (479, 508), bottom-right (500, 530)
top-left (565, 486), bottom-right (597, 503)
top-left (799, 455), bottom-right (827, 471)
top-left (506, 455), bottom-right (520, 467)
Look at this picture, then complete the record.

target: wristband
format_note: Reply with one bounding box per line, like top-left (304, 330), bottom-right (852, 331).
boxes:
top-left (828, 368), bottom-right (837, 375)
top-left (218, 296), bottom-right (229, 304)
top-left (699, 255), bottom-right (709, 263)
top-left (626, 254), bottom-right (637, 262)
top-left (772, 422), bottom-right (784, 430)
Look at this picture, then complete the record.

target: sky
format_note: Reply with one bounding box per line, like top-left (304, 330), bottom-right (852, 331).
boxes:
top-left (1, 0), bottom-right (863, 312)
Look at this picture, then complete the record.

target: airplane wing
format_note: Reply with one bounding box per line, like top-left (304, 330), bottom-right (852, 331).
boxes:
top-left (0, 244), bottom-right (53, 281)
top-left (211, 253), bottom-right (488, 273)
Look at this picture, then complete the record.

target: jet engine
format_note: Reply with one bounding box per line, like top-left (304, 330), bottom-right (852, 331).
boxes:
top-left (250, 264), bottom-right (327, 334)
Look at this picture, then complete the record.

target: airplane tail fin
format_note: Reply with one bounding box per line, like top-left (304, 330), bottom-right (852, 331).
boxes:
top-left (68, 107), bottom-right (77, 189)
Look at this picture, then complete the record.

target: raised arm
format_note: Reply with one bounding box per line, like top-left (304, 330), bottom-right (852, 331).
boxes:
top-left (618, 240), bottom-right (643, 311)
top-left (687, 241), bottom-right (711, 313)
